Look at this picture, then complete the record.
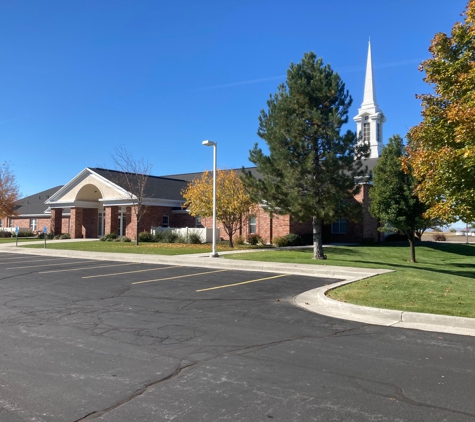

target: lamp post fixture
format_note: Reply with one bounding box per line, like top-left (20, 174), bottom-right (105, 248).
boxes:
top-left (202, 140), bottom-right (219, 257)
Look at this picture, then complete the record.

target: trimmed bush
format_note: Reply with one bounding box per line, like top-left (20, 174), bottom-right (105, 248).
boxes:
top-left (0, 231), bottom-right (12, 238)
top-left (100, 233), bottom-right (118, 242)
top-left (272, 236), bottom-right (289, 247)
top-left (17, 231), bottom-right (35, 237)
top-left (247, 234), bottom-right (261, 245)
top-left (120, 236), bottom-right (131, 242)
top-left (284, 233), bottom-right (303, 246)
top-left (54, 234), bottom-right (61, 240)
top-left (235, 235), bottom-right (244, 245)
top-left (60, 233), bottom-right (71, 239)
top-left (385, 234), bottom-right (408, 242)
top-left (360, 237), bottom-right (376, 245)
top-left (138, 231), bottom-right (154, 242)
top-left (433, 233), bottom-right (446, 241)
top-left (188, 232), bottom-right (202, 244)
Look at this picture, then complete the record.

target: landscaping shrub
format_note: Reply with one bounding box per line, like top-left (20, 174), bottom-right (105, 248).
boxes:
top-left (272, 236), bottom-right (289, 247)
top-left (60, 233), bottom-right (71, 239)
top-left (433, 233), bottom-right (447, 241)
top-left (54, 234), bottom-right (61, 240)
top-left (188, 232), bottom-right (202, 244)
top-left (284, 233), bottom-right (303, 246)
top-left (0, 231), bottom-right (12, 238)
top-left (17, 231), bottom-right (35, 237)
top-left (247, 234), bottom-right (261, 245)
top-left (360, 237), bottom-right (376, 245)
top-left (385, 234), bottom-right (408, 242)
top-left (120, 236), bottom-right (131, 242)
top-left (153, 231), bottom-right (165, 242)
top-left (235, 235), bottom-right (245, 245)
top-left (38, 232), bottom-right (54, 239)
top-left (259, 237), bottom-right (267, 245)
top-left (163, 232), bottom-right (179, 243)
top-left (138, 231), bottom-right (154, 242)
top-left (100, 233), bottom-right (118, 242)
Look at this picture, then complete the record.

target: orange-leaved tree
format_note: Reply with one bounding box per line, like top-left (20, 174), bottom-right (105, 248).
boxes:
top-left (406, 0), bottom-right (475, 222)
top-left (0, 162), bottom-right (20, 221)
top-left (181, 169), bottom-right (257, 247)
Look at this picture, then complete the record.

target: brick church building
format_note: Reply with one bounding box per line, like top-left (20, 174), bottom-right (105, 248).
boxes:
top-left (1, 43), bottom-right (385, 244)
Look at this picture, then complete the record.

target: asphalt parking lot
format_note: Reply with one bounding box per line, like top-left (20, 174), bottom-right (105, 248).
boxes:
top-left (0, 251), bottom-right (475, 422)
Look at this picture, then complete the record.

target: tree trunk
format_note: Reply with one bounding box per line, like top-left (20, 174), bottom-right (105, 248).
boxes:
top-left (312, 216), bottom-right (326, 260)
top-left (135, 216), bottom-right (140, 246)
top-left (408, 232), bottom-right (416, 263)
top-left (224, 224), bottom-right (234, 248)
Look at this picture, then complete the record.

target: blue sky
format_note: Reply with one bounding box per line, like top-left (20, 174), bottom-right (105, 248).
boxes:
top-left (0, 0), bottom-right (468, 196)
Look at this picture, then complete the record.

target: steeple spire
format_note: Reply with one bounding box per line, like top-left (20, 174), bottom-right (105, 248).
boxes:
top-left (361, 41), bottom-right (378, 109)
top-left (353, 41), bottom-right (385, 159)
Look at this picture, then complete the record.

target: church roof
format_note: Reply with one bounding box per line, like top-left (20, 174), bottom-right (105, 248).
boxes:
top-left (14, 186), bottom-right (64, 216)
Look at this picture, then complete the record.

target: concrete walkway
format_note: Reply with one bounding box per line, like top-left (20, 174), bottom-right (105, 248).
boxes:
top-left (1, 240), bottom-right (474, 337)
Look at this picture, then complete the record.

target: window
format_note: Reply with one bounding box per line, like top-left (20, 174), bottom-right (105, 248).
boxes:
top-left (0, 219), bottom-right (3, 228)
top-left (162, 215), bottom-right (169, 228)
top-left (195, 216), bottom-right (202, 228)
top-left (30, 218), bottom-right (37, 231)
top-left (377, 123), bottom-right (380, 143)
top-left (363, 123), bottom-right (370, 143)
top-left (331, 219), bottom-right (348, 234)
top-left (249, 215), bottom-right (257, 234)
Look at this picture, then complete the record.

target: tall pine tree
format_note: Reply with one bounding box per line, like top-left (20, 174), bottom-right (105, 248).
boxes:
top-left (369, 135), bottom-right (427, 263)
top-left (242, 52), bottom-right (369, 259)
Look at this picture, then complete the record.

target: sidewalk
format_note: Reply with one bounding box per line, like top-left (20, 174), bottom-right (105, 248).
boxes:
top-left (2, 240), bottom-right (474, 337)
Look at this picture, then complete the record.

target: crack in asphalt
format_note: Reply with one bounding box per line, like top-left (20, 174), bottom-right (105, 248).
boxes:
top-left (73, 361), bottom-right (198, 421)
top-left (72, 334), bottom-right (317, 421)
top-left (348, 375), bottom-right (475, 418)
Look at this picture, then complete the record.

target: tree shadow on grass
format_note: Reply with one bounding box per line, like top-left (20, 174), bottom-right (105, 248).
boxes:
top-left (345, 258), bottom-right (475, 280)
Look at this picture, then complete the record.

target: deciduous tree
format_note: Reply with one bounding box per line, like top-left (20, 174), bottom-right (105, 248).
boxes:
top-left (182, 169), bottom-right (257, 247)
top-left (110, 146), bottom-right (152, 245)
top-left (369, 135), bottom-right (427, 263)
top-left (242, 52), bottom-right (369, 259)
top-left (406, 0), bottom-right (475, 222)
top-left (0, 162), bottom-right (20, 221)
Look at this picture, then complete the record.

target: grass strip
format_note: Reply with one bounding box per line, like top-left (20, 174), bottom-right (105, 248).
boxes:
top-left (225, 243), bottom-right (475, 318)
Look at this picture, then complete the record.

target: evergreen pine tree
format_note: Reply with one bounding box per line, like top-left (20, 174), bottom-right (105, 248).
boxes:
top-left (242, 52), bottom-right (369, 259)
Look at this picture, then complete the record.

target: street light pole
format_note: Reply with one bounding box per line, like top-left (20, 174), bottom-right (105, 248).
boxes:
top-left (202, 140), bottom-right (219, 257)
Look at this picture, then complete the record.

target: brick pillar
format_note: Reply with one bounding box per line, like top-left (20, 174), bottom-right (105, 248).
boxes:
top-left (70, 208), bottom-right (83, 239)
top-left (104, 206), bottom-right (119, 235)
top-left (50, 208), bottom-right (63, 235)
top-left (128, 207), bottom-right (138, 240)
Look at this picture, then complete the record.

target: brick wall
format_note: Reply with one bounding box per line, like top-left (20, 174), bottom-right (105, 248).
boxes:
top-left (82, 208), bottom-right (98, 238)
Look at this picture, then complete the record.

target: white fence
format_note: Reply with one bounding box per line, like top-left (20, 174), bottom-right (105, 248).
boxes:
top-left (0, 227), bottom-right (33, 234)
top-left (150, 227), bottom-right (220, 243)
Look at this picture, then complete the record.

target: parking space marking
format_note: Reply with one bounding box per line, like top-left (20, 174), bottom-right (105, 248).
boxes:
top-left (6, 260), bottom-right (96, 270)
top-left (40, 263), bottom-right (135, 274)
top-left (131, 269), bottom-right (228, 285)
top-left (196, 274), bottom-right (288, 292)
top-left (82, 265), bottom-right (181, 279)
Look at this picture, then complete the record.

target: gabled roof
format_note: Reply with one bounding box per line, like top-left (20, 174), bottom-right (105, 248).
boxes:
top-left (15, 186), bottom-right (63, 215)
top-left (160, 167), bottom-right (262, 182)
top-left (91, 168), bottom-right (189, 201)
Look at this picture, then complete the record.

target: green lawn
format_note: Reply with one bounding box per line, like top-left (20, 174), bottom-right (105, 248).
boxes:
top-left (225, 243), bottom-right (475, 318)
top-left (24, 240), bottom-right (268, 255)
top-left (0, 238), bottom-right (43, 243)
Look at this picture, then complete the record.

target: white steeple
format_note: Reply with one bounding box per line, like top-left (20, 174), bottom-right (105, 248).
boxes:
top-left (354, 41), bottom-right (385, 158)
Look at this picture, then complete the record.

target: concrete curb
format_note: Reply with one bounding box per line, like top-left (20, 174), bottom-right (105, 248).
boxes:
top-left (295, 279), bottom-right (475, 336)
top-left (3, 242), bottom-right (474, 336)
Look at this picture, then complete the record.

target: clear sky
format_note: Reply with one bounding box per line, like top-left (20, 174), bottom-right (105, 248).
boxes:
top-left (0, 0), bottom-right (468, 196)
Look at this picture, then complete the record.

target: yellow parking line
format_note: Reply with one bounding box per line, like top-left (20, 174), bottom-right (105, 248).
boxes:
top-left (6, 260), bottom-right (94, 270)
top-left (40, 263), bottom-right (134, 274)
top-left (132, 269), bottom-right (228, 285)
top-left (196, 274), bottom-right (288, 292)
top-left (82, 265), bottom-right (181, 279)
